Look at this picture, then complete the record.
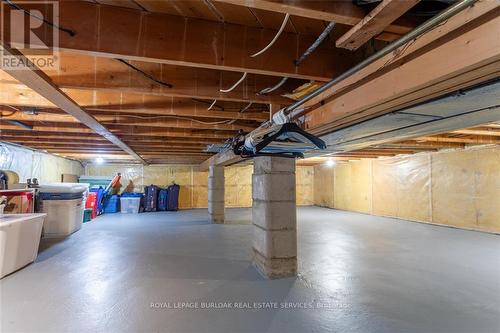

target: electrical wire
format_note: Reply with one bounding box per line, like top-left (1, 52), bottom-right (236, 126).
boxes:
top-left (239, 102), bottom-right (253, 113)
top-left (112, 114), bottom-right (235, 125)
top-left (294, 21), bottom-right (335, 66)
top-left (250, 13), bottom-right (290, 57)
top-left (116, 59), bottom-right (173, 88)
top-left (258, 77), bottom-right (288, 95)
top-left (220, 72), bottom-right (247, 93)
top-left (207, 100), bottom-right (218, 111)
top-left (2, 0), bottom-right (75, 36)
top-left (191, 98), bottom-right (224, 111)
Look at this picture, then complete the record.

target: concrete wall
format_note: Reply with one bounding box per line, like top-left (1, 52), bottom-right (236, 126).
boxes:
top-left (0, 142), bottom-right (84, 183)
top-left (314, 146), bottom-right (500, 233)
top-left (86, 163), bottom-right (315, 209)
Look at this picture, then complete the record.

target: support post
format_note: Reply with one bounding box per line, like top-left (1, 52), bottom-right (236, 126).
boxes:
top-left (252, 156), bottom-right (297, 279)
top-left (208, 165), bottom-right (225, 224)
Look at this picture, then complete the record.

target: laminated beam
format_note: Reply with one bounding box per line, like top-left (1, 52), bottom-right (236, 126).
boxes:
top-left (1, 1), bottom-right (355, 81)
top-left (304, 4), bottom-right (500, 133)
top-left (0, 44), bottom-right (146, 164)
top-left (336, 0), bottom-right (421, 51)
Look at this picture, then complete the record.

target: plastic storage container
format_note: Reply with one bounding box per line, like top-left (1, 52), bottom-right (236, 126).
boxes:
top-left (83, 208), bottom-right (93, 223)
top-left (103, 195), bottom-right (120, 214)
top-left (40, 198), bottom-right (84, 238)
top-left (120, 197), bottom-right (141, 214)
top-left (39, 183), bottom-right (89, 195)
top-left (85, 192), bottom-right (97, 219)
top-left (0, 213), bottom-right (47, 279)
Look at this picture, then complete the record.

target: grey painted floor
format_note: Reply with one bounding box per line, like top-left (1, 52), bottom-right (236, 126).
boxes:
top-left (1, 207), bottom-right (499, 333)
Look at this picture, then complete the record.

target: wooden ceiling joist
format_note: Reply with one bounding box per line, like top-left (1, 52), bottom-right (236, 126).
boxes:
top-left (0, 44), bottom-right (146, 163)
top-left (2, 111), bottom-right (258, 132)
top-left (213, 0), bottom-right (418, 41)
top-left (1, 1), bottom-right (356, 81)
top-left (336, 0), bottom-right (421, 51)
top-left (0, 54), bottom-right (291, 105)
top-left (415, 135), bottom-right (500, 144)
top-left (451, 129), bottom-right (500, 137)
top-left (0, 85), bottom-right (270, 122)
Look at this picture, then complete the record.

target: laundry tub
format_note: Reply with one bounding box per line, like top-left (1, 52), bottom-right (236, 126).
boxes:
top-left (0, 213), bottom-right (46, 279)
top-left (40, 198), bottom-right (85, 238)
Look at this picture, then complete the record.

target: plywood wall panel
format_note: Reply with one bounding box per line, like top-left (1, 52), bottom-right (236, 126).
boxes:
top-left (334, 163), bottom-right (351, 211)
top-left (86, 164), bottom-right (142, 192)
top-left (296, 166), bottom-right (314, 205)
top-left (431, 150), bottom-right (478, 229)
top-left (314, 146), bottom-right (499, 233)
top-left (396, 155), bottom-right (431, 222)
top-left (372, 158), bottom-right (398, 217)
top-left (472, 147), bottom-right (500, 231)
top-left (313, 165), bottom-right (334, 207)
top-left (85, 163), bottom-right (314, 209)
top-left (350, 160), bottom-right (372, 214)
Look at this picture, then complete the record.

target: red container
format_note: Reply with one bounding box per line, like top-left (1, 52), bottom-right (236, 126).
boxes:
top-left (0, 189), bottom-right (35, 213)
top-left (85, 192), bottom-right (97, 219)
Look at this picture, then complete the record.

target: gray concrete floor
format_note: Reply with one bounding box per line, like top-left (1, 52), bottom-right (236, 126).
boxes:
top-left (1, 207), bottom-right (499, 333)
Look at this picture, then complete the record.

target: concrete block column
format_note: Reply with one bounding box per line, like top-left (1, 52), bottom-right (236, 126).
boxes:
top-left (208, 165), bottom-right (225, 224)
top-left (252, 156), bottom-right (297, 279)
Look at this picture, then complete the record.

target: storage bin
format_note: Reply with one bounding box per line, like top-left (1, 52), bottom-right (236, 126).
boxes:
top-left (40, 192), bottom-right (84, 200)
top-left (120, 197), bottom-right (141, 214)
top-left (83, 208), bottom-right (93, 223)
top-left (85, 192), bottom-right (97, 219)
top-left (103, 195), bottom-right (120, 214)
top-left (40, 198), bottom-right (84, 238)
top-left (0, 213), bottom-right (46, 278)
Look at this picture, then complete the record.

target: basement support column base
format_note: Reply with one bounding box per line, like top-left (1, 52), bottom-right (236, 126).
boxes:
top-left (208, 165), bottom-right (225, 224)
top-left (252, 156), bottom-right (297, 279)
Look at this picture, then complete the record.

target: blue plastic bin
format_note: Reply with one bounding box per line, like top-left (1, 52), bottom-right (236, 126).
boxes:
top-left (103, 195), bottom-right (120, 214)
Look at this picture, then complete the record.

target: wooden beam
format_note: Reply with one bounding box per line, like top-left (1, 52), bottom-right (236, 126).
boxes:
top-left (0, 53), bottom-right (291, 105)
top-left (0, 44), bottom-right (146, 164)
top-left (213, 0), bottom-right (418, 41)
top-left (198, 148), bottom-right (245, 170)
top-left (1, 1), bottom-right (356, 81)
top-left (415, 135), bottom-right (500, 144)
top-left (378, 141), bottom-right (465, 149)
top-left (451, 129), bottom-right (500, 137)
top-left (304, 4), bottom-right (500, 134)
top-left (336, 0), bottom-right (420, 51)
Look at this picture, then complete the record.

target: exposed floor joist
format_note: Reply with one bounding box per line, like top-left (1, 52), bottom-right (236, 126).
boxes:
top-left (0, 53), bottom-right (293, 105)
top-left (213, 0), bottom-right (419, 41)
top-left (335, 0), bottom-right (421, 51)
top-left (2, 1), bottom-right (358, 81)
top-left (0, 44), bottom-right (146, 164)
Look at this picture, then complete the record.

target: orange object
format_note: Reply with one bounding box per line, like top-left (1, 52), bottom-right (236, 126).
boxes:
top-left (85, 192), bottom-right (97, 219)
